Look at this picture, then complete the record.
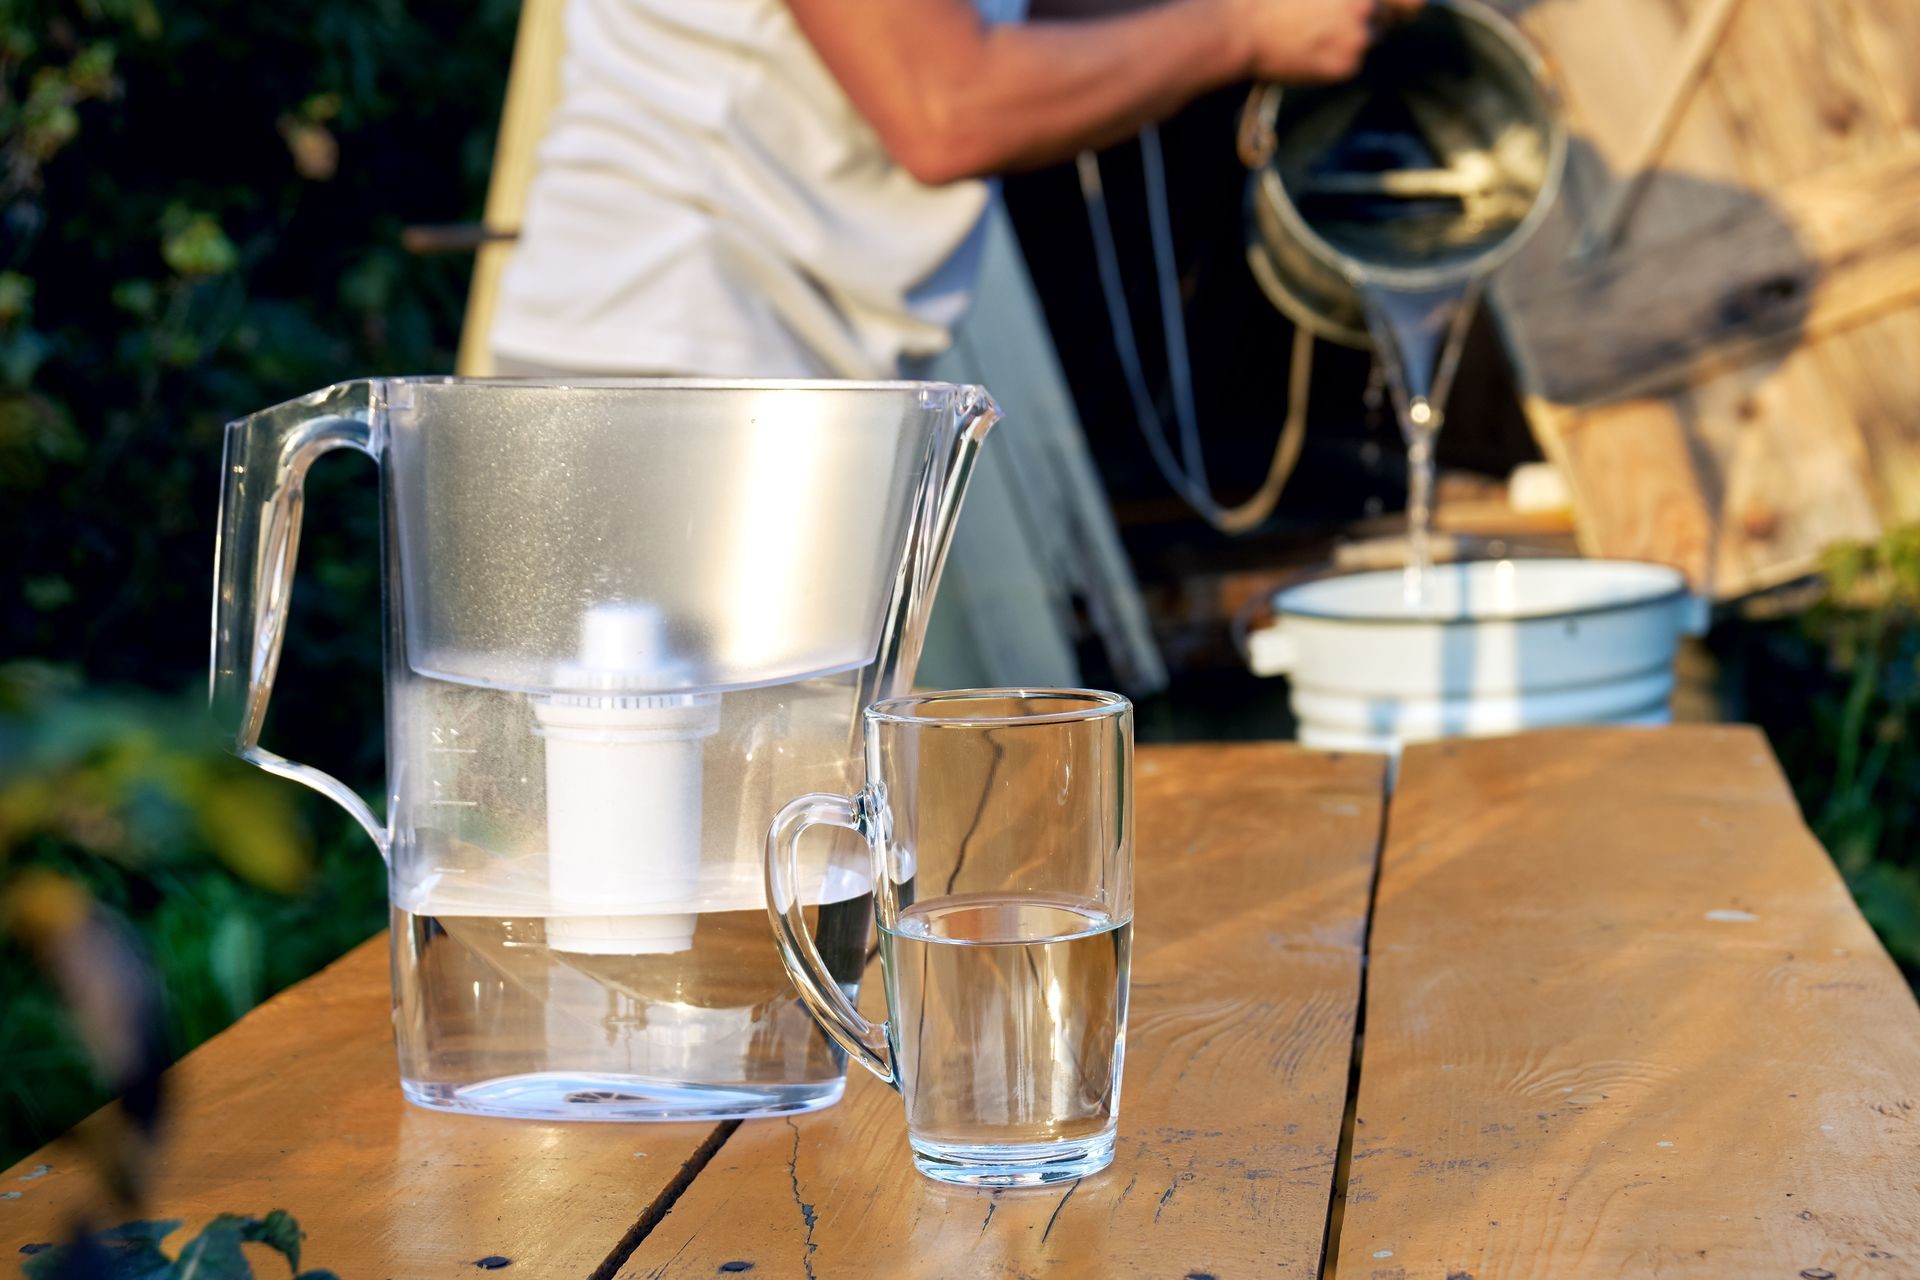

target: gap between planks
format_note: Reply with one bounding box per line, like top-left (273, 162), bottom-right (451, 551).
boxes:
top-left (1317, 773), bottom-right (1394, 1280)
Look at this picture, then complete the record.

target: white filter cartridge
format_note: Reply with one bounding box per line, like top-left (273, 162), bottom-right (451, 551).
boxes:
top-left (534, 603), bottom-right (721, 955)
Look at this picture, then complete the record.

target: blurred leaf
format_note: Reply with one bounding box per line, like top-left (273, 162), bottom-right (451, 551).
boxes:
top-left (275, 118), bottom-right (337, 182)
top-left (66, 43), bottom-right (118, 99)
top-left (207, 909), bottom-right (262, 1018)
top-left (159, 212), bottom-right (237, 279)
top-left (21, 67), bottom-right (79, 161)
top-left (171, 1217), bottom-right (251, 1280)
top-left (0, 868), bottom-right (91, 946)
top-left (0, 661), bottom-right (80, 712)
top-left (236, 1209), bottom-right (304, 1272)
top-left (23, 1218), bottom-right (181, 1280)
top-left (0, 326), bottom-right (52, 385)
top-left (109, 279), bottom-right (157, 318)
top-left (22, 1213), bottom-right (321, 1280)
top-left (1820, 539), bottom-right (1874, 607)
top-left (23, 574), bottom-right (74, 610)
top-left (297, 93), bottom-right (340, 124)
top-left (0, 393), bottom-right (83, 488)
top-left (186, 766), bottom-right (312, 895)
top-left (0, 270), bottom-right (34, 324)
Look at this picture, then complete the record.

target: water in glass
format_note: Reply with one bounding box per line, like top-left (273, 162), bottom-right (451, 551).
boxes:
top-left (878, 892), bottom-right (1131, 1171)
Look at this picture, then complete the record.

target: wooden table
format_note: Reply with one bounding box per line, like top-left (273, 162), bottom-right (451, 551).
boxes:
top-left (7, 728), bottom-right (1919, 1277)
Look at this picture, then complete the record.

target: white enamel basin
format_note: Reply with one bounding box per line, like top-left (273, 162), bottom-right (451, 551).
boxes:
top-left (1247, 559), bottom-right (1703, 754)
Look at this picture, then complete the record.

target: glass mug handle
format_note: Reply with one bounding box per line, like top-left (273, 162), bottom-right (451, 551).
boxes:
top-left (764, 790), bottom-right (896, 1086)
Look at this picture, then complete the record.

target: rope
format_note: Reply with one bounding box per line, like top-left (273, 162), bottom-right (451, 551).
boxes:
top-left (1077, 126), bottom-right (1314, 537)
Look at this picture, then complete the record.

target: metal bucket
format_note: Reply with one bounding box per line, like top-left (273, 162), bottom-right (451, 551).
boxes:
top-left (1239, 0), bottom-right (1567, 346)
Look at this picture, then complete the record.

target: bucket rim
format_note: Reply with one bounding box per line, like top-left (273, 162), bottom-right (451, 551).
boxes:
top-left (1271, 557), bottom-right (1691, 627)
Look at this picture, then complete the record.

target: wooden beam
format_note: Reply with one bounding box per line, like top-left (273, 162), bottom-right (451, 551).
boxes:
top-left (619, 743), bottom-right (1386, 1279)
top-left (1336, 726), bottom-right (1920, 1278)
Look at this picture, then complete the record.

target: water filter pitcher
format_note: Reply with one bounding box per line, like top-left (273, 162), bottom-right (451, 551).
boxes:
top-left (211, 378), bottom-right (998, 1120)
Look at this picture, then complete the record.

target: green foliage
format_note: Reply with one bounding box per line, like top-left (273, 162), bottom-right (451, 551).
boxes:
top-left (1722, 525), bottom-right (1920, 972)
top-left (0, 667), bottom-right (386, 1162)
top-left (0, 664), bottom-right (312, 892)
top-left (0, 0), bottom-right (515, 1165)
top-left (0, 0), bottom-right (516, 718)
top-left (23, 1210), bottom-right (339, 1280)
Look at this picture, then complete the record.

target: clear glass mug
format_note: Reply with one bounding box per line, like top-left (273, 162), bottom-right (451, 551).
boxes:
top-left (766, 689), bottom-right (1134, 1186)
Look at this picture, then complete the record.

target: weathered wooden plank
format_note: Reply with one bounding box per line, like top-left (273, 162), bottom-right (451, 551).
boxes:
top-left (1782, 0), bottom-right (1920, 543)
top-left (1708, 0), bottom-right (1896, 187)
top-left (1496, 0), bottom-right (1920, 598)
top-left (1509, 0), bottom-right (1751, 245)
top-left (1706, 345), bottom-right (1880, 595)
top-left (1691, 0), bottom-right (1914, 592)
top-left (1547, 394), bottom-right (1722, 587)
top-left (1491, 0), bottom-right (1770, 597)
top-left (1337, 726), bottom-right (1920, 1279)
top-left (0, 938), bottom-right (724, 1278)
top-left (1844, 0), bottom-right (1920, 139)
top-left (1813, 307), bottom-right (1920, 527)
top-left (619, 743), bottom-right (1386, 1279)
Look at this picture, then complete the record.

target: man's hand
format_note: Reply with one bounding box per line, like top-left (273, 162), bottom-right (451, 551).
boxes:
top-left (1234, 0), bottom-right (1425, 84)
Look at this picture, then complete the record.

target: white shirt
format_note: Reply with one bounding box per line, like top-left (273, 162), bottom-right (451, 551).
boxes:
top-left (491, 0), bottom-right (1025, 379)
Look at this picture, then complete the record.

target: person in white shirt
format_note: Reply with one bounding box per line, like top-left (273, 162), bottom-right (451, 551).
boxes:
top-left (491, 0), bottom-right (1418, 380)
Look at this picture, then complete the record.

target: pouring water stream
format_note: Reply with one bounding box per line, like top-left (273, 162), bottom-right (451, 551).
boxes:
top-left (1359, 275), bottom-right (1485, 611)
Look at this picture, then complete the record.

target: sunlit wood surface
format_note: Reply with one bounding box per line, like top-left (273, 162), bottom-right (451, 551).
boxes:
top-left (1339, 726), bottom-right (1920, 1279)
top-left (6, 732), bottom-right (1917, 1278)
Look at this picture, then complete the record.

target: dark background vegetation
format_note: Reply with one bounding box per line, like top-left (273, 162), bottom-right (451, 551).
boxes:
top-left (3, 0), bottom-right (1916, 1173)
top-left (1, 0), bottom-right (516, 1165)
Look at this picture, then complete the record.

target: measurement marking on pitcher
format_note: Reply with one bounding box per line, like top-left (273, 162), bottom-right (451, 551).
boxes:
top-left (429, 722), bottom-right (477, 806)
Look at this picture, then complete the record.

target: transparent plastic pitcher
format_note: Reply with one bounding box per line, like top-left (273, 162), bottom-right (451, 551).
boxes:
top-left (211, 377), bottom-right (998, 1120)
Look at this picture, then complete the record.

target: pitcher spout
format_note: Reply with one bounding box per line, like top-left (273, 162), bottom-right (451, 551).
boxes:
top-left (953, 383), bottom-right (1001, 447)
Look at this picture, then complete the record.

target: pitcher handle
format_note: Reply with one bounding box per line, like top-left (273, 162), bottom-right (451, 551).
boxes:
top-left (210, 389), bottom-right (386, 857)
top-left (765, 790), bottom-right (894, 1086)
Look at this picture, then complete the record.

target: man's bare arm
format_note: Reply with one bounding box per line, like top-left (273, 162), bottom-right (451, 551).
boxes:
top-left (786, 0), bottom-right (1412, 185)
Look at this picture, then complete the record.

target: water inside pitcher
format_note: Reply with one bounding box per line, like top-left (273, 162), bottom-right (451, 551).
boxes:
top-left (211, 377), bottom-right (998, 1120)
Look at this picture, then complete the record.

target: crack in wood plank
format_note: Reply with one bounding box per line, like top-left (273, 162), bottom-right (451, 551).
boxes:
top-left (589, 1120), bottom-right (741, 1280)
top-left (1040, 1178), bottom-right (1081, 1246)
top-left (782, 1117), bottom-right (820, 1280)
